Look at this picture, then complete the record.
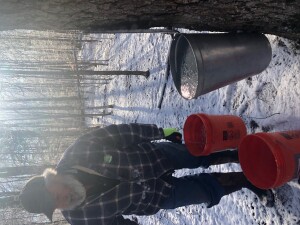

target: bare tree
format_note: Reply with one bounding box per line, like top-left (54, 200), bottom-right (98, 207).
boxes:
top-left (0, 165), bottom-right (54, 178)
top-left (0, 1), bottom-right (299, 40)
top-left (0, 69), bottom-right (150, 78)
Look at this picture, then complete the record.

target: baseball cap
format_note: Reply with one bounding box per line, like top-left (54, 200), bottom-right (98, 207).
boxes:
top-left (19, 176), bottom-right (56, 221)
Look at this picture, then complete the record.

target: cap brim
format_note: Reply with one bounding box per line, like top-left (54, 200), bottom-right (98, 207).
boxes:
top-left (42, 189), bottom-right (56, 222)
top-left (44, 208), bottom-right (55, 222)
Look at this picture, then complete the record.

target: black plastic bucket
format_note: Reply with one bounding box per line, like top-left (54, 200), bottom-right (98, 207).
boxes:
top-left (169, 33), bottom-right (272, 99)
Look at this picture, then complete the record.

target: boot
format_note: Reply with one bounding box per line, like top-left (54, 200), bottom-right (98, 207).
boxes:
top-left (207, 150), bottom-right (239, 166)
top-left (245, 182), bottom-right (275, 207)
top-left (211, 172), bottom-right (275, 207)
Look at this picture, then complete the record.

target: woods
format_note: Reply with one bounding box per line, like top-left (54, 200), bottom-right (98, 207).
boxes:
top-left (0, 30), bottom-right (118, 224)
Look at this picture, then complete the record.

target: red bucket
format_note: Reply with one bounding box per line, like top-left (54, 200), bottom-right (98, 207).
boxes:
top-left (183, 114), bottom-right (247, 156)
top-left (239, 131), bottom-right (300, 189)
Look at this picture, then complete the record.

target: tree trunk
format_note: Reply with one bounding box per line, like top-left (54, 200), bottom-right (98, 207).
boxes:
top-left (0, 0), bottom-right (299, 40)
top-left (0, 104), bottom-right (113, 111)
top-left (0, 195), bottom-right (20, 209)
top-left (0, 69), bottom-right (150, 77)
top-left (0, 165), bottom-right (54, 178)
top-left (2, 96), bottom-right (83, 102)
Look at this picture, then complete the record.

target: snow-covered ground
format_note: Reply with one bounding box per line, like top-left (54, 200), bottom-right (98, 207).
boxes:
top-left (80, 30), bottom-right (300, 225)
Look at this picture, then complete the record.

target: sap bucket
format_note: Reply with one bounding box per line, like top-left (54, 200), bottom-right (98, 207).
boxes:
top-left (239, 131), bottom-right (300, 189)
top-left (183, 114), bottom-right (247, 156)
top-left (169, 32), bottom-right (272, 99)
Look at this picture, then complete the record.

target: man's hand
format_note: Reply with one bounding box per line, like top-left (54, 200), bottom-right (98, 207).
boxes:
top-left (115, 216), bottom-right (139, 225)
top-left (163, 128), bottom-right (182, 144)
top-left (120, 217), bottom-right (139, 225)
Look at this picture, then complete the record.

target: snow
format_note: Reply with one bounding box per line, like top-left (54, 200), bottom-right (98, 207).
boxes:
top-left (80, 30), bottom-right (300, 225)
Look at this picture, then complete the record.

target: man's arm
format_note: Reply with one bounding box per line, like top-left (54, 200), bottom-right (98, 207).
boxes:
top-left (63, 211), bottom-right (139, 225)
top-left (86, 123), bottom-right (165, 148)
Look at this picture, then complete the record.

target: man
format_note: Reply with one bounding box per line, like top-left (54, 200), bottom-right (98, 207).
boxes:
top-left (20, 123), bottom-right (273, 225)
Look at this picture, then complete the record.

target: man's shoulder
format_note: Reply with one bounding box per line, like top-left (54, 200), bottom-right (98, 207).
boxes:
top-left (59, 137), bottom-right (92, 159)
top-left (55, 136), bottom-right (104, 172)
top-left (55, 143), bottom-right (80, 171)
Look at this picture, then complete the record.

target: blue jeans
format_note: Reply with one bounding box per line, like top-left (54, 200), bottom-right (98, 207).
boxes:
top-left (155, 142), bottom-right (225, 208)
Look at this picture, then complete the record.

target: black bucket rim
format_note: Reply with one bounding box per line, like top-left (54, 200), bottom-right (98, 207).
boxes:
top-left (169, 33), bottom-right (202, 100)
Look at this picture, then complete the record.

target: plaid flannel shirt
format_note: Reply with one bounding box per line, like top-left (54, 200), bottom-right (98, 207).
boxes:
top-left (55, 124), bottom-right (174, 225)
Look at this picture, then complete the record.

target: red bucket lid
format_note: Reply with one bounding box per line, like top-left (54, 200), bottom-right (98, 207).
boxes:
top-left (239, 134), bottom-right (280, 189)
top-left (184, 114), bottom-right (210, 156)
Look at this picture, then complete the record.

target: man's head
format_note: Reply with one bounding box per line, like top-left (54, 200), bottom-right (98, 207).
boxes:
top-left (20, 168), bottom-right (86, 221)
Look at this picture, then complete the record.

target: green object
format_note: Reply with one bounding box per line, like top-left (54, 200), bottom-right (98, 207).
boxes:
top-left (104, 154), bottom-right (113, 163)
top-left (163, 128), bottom-right (178, 137)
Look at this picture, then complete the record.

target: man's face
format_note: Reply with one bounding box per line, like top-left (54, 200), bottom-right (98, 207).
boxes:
top-left (45, 174), bottom-right (86, 210)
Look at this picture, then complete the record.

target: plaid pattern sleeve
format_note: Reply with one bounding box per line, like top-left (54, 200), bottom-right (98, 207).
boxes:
top-left (62, 210), bottom-right (139, 225)
top-left (83, 123), bottom-right (164, 148)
